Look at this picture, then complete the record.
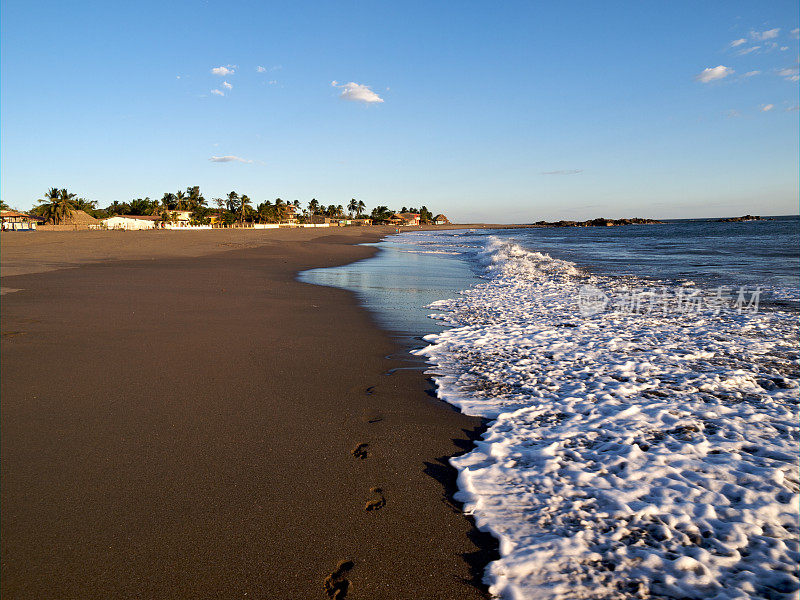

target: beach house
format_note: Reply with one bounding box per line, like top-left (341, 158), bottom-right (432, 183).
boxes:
top-left (397, 212), bottom-right (421, 226)
top-left (167, 210), bottom-right (192, 223)
top-left (1, 210), bottom-right (45, 231)
top-left (100, 215), bottom-right (160, 230)
top-left (387, 214), bottom-right (405, 226)
top-left (283, 205), bottom-right (299, 223)
top-left (433, 214), bottom-right (449, 225)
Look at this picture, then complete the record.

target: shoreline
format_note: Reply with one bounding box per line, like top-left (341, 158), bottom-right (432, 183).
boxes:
top-left (1, 228), bottom-right (495, 599)
top-left (0, 220), bottom-right (663, 280)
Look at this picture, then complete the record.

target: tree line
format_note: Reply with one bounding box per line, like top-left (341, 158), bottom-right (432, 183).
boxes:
top-left (26, 187), bottom-right (440, 226)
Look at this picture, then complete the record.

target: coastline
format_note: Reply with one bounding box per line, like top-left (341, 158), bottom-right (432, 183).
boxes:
top-left (1, 228), bottom-right (494, 599)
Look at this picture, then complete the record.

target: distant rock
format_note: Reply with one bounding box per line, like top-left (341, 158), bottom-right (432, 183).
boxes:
top-left (531, 217), bottom-right (662, 228)
top-left (717, 215), bottom-right (764, 222)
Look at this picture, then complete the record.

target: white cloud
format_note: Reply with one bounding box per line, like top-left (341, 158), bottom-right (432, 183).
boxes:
top-left (778, 67), bottom-right (800, 82)
top-left (210, 89), bottom-right (224, 96)
top-left (256, 66), bottom-right (266, 73)
top-left (761, 104), bottom-right (774, 112)
top-left (787, 105), bottom-right (799, 112)
top-left (268, 80), bottom-right (277, 85)
top-left (792, 28), bottom-right (799, 39)
top-left (209, 155), bottom-right (253, 163)
top-left (222, 81), bottom-right (232, 90)
top-left (737, 45), bottom-right (760, 55)
top-left (694, 65), bottom-right (733, 83)
top-left (331, 81), bottom-right (384, 103)
top-left (742, 70), bottom-right (761, 77)
top-left (751, 28), bottom-right (780, 41)
top-left (730, 38), bottom-right (747, 47)
top-left (541, 169), bottom-right (583, 175)
top-left (211, 65), bottom-right (235, 76)
top-left (726, 109), bottom-right (741, 118)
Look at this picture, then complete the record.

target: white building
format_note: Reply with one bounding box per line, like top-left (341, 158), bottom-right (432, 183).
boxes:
top-left (100, 215), bottom-right (160, 230)
top-left (1, 210), bottom-right (44, 230)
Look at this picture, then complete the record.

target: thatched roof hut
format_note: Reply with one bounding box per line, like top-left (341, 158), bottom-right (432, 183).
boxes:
top-left (61, 210), bottom-right (100, 226)
top-left (39, 210), bottom-right (101, 230)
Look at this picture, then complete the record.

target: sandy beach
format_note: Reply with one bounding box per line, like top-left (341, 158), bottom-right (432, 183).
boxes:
top-left (1, 228), bottom-right (494, 599)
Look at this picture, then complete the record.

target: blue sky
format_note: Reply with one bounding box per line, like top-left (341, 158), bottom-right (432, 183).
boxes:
top-left (1, 1), bottom-right (798, 221)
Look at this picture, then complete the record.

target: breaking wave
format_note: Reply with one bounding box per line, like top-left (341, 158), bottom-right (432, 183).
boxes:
top-left (413, 237), bottom-right (799, 600)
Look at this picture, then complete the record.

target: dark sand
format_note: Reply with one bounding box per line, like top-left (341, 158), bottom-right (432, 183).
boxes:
top-left (1, 228), bottom-right (494, 599)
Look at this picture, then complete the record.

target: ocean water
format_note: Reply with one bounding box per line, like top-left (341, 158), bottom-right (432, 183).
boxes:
top-left (298, 238), bottom-right (479, 339)
top-left (301, 217), bottom-right (799, 600)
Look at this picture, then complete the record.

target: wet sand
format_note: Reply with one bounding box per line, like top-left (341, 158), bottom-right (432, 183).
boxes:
top-left (1, 228), bottom-right (494, 599)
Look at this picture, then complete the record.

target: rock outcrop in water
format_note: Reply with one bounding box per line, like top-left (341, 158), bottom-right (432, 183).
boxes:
top-left (531, 217), bottom-right (662, 228)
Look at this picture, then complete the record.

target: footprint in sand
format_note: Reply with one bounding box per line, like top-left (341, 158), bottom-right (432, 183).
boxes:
top-left (361, 410), bottom-right (383, 424)
top-left (351, 443), bottom-right (369, 460)
top-left (323, 559), bottom-right (354, 599)
top-left (364, 487), bottom-right (386, 511)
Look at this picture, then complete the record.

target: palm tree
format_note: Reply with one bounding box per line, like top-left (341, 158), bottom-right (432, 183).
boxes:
top-left (348, 198), bottom-right (358, 218)
top-left (73, 198), bottom-right (97, 213)
top-left (256, 201), bottom-right (272, 223)
top-left (226, 191), bottom-right (240, 213)
top-left (175, 190), bottom-right (188, 210)
top-left (161, 193), bottom-right (177, 210)
top-left (129, 198), bottom-right (155, 216)
top-left (105, 200), bottom-right (128, 216)
top-left (419, 205), bottom-right (433, 224)
top-left (357, 200), bottom-right (366, 217)
top-left (186, 186), bottom-right (206, 210)
top-left (55, 188), bottom-right (77, 221)
top-left (274, 198), bottom-right (286, 222)
top-left (42, 187), bottom-right (60, 202)
top-left (370, 205), bottom-right (394, 223)
top-left (31, 188), bottom-right (58, 221)
top-left (37, 188), bottom-right (76, 224)
top-left (239, 195), bottom-right (252, 224)
top-left (212, 197), bottom-right (225, 225)
top-left (190, 205), bottom-right (210, 225)
top-left (35, 187), bottom-right (60, 218)
top-left (308, 198), bottom-right (319, 217)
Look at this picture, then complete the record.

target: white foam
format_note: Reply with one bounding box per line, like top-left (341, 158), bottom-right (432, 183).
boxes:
top-left (412, 236), bottom-right (799, 600)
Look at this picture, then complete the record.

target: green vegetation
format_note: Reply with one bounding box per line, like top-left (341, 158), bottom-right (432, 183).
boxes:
top-left (26, 187), bottom-right (444, 226)
top-left (34, 188), bottom-right (77, 224)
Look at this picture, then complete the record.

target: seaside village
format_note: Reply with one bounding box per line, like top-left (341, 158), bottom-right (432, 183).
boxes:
top-left (0, 187), bottom-right (449, 231)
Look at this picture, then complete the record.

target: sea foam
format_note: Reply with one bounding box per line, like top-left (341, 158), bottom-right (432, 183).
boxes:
top-left (413, 237), bottom-right (799, 600)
